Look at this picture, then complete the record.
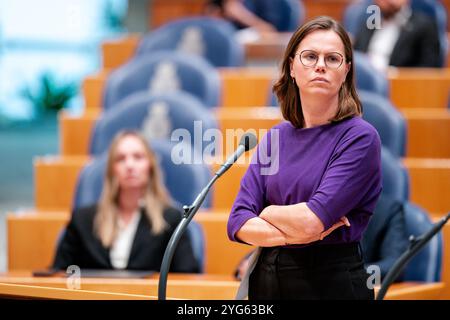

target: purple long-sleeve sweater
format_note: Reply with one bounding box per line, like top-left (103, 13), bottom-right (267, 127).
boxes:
top-left (227, 116), bottom-right (382, 246)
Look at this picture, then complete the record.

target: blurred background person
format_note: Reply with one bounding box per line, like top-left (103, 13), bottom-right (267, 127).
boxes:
top-left (52, 131), bottom-right (199, 272)
top-left (205, 0), bottom-right (277, 33)
top-left (353, 0), bottom-right (441, 71)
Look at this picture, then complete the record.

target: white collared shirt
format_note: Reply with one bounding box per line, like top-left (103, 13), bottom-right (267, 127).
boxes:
top-left (110, 211), bottom-right (141, 269)
top-left (367, 6), bottom-right (412, 71)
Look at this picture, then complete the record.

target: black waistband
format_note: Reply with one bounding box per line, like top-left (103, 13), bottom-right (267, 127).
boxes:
top-left (259, 242), bottom-right (362, 267)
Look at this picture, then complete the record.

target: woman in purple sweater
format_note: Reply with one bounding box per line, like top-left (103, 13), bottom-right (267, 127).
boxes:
top-left (227, 16), bottom-right (382, 300)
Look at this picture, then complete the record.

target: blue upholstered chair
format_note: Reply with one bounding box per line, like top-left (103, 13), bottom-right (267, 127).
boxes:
top-left (360, 90), bottom-right (406, 158)
top-left (136, 17), bottom-right (244, 67)
top-left (354, 51), bottom-right (390, 97)
top-left (73, 139), bottom-right (212, 272)
top-left (243, 0), bottom-right (305, 32)
top-left (403, 202), bottom-right (443, 282)
top-left (380, 147), bottom-right (409, 202)
top-left (90, 91), bottom-right (219, 156)
top-left (102, 51), bottom-right (221, 110)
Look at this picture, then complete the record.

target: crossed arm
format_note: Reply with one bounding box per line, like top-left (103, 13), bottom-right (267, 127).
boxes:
top-left (236, 202), bottom-right (350, 247)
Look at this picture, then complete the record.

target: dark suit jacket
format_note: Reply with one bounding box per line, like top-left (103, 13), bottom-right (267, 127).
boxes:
top-left (361, 195), bottom-right (408, 280)
top-left (353, 11), bottom-right (441, 68)
top-left (52, 205), bottom-right (200, 273)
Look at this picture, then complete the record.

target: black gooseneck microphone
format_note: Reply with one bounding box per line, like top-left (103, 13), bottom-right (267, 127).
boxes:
top-left (158, 132), bottom-right (258, 300)
top-left (376, 212), bottom-right (450, 300)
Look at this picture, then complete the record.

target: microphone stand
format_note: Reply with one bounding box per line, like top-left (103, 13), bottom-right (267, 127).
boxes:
top-left (158, 144), bottom-right (248, 300)
top-left (157, 173), bottom-right (219, 300)
top-left (376, 212), bottom-right (450, 300)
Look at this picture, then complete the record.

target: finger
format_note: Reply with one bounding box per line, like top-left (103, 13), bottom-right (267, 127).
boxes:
top-left (340, 216), bottom-right (351, 227)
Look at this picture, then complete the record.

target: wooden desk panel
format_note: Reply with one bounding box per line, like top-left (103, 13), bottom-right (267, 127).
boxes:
top-left (388, 68), bottom-right (450, 109)
top-left (150, 0), bottom-right (206, 29)
top-left (60, 110), bottom-right (99, 156)
top-left (404, 158), bottom-right (450, 215)
top-left (7, 212), bottom-right (252, 276)
top-left (0, 272), bottom-right (445, 300)
top-left (402, 108), bottom-right (450, 158)
top-left (4, 212), bottom-right (450, 299)
top-left (34, 156), bottom-right (89, 211)
top-left (83, 70), bottom-right (108, 111)
top-left (102, 35), bottom-right (139, 70)
top-left (0, 283), bottom-right (153, 300)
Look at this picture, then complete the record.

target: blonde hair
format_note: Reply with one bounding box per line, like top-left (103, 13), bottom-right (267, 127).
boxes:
top-left (94, 131), bottom-right (171, 247)
top-left (273, 16), bottom-right (362, 128)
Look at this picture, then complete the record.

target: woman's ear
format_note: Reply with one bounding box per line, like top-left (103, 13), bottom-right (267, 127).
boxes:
top-left (289, 57), bottom-right (294, 77)
top-left (345, 62), bottom-right (351, 78)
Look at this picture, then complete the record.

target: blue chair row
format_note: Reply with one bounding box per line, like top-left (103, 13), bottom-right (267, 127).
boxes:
top-left (92, 91), bottom-right (218, 156)
top-left (103, 51), bottom-right (221, 110)
top-left (377, 147), bottom-right (441, 282)
top-left (242, 0), bottom-right (304, 32)
top-left (136, 17), bottom-right (244, 68)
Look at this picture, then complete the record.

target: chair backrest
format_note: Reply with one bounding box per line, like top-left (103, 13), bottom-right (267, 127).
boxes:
top-left (243, 0), bottom-right (304, 32)
top-left (410, 0), bottom-right (448, 67)
top-left (102, 51), bottom-right (221, 110)
top-left (354, 51), bottom-right (390, 97)
top-left (90, 91), bottom-right (219, 156)
top-left (343, 0), bottom-right (448, 66)
top-left (359, 90), bottom-right (407, 158)
top-left (381, 147), bottom-right (409, 202)
top-left (403, 202), bottom-right (443, 282)
top-left (185, 219), bottom-right (206, 273)
top-left (342, 0), bottom-right (371, 36)
top-left (74, 139), bottom-right (213, 210)
top-left (136, 17), bottom-right (244, 67)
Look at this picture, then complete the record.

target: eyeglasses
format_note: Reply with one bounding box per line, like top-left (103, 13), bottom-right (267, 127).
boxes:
top-left (296, 50), bottom-right (345, 69)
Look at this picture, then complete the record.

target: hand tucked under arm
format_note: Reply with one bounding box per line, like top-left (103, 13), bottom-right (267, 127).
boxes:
top-left (260, 202), bottom-right (350, 244)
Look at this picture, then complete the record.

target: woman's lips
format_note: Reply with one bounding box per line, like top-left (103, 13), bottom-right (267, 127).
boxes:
top-left (311, 77), bottom-right (329, 83)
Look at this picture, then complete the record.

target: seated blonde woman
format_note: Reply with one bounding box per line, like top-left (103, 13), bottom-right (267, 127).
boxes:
top-left (52, 131), bottom-right (199, 273)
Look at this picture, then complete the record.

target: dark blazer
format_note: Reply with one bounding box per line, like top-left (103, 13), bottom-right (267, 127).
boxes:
top-left (361, 195), bottom-right (409, 280)
top-left (353, 11), bottom-right (442, 68)
top-left (52, 205), bottom-right (200, 273)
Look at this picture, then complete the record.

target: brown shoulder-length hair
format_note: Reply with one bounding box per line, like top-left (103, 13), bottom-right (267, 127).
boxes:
top-left (273, 16), bottom-right (362, 128)
top-left (94, 130), bottom-right (172, 247)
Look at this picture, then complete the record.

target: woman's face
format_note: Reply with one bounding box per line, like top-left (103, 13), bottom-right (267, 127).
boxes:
top-left (113, 135), bottom-right (152, 191)
top-left (290, 29), bottom-right (350, 98)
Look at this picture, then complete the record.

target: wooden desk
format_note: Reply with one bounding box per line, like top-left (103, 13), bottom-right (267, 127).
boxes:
top-left (0, 271), bottom-right (444, 300)
top-left (7, 211), bottom-right (252, 275)
top-left (0, 283), bottom-right (153, 300)
top-left (388, 68), bottom-right (450, 109)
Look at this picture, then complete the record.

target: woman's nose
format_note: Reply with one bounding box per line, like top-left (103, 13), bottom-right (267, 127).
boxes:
top-left (315, 55), bottom-right (326, 70)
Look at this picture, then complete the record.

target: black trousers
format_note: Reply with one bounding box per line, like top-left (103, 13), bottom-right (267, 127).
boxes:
top-left (248, 242), bottom-right (374, 300)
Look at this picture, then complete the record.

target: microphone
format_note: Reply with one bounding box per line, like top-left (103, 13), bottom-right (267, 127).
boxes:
top-left (376, 212), bottom-right (450, 300)
top-left (158, 132), bottom-right (258, 300)
top-left (216, 132), bottom-right (258, 177)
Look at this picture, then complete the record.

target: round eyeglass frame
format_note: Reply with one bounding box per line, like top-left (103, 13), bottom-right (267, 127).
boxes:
top-left (295, 50), bottom-right (345, 69)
